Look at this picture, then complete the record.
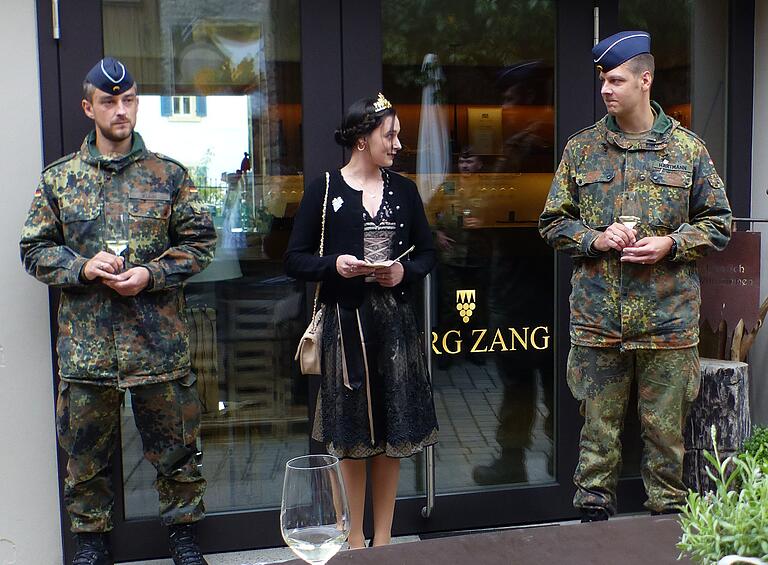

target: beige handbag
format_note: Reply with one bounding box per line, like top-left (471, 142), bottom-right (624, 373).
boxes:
top-left (294, 172), bottom-right (330, 375)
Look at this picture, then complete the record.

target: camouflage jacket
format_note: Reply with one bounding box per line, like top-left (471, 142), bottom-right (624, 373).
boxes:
top-left (20, 132), bottom-right (216, 386)
top-left (539, 102), bottom-right (731, 349)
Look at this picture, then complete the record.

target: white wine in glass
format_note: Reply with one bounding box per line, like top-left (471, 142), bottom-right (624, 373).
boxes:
top-left (618, 215), bottom-right (640, 230)
top-left (619, 192), bottom-right (642, 231)
top-left (285, 526), bottom-right (348, 564)
top-left (105, 238), bottom-right (129, 257)
top-left (281, 455), bottom-right (350, 565)
top-left (106, 212), bottom-right (129, 267)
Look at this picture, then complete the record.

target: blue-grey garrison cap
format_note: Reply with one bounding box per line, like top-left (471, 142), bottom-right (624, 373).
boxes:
top-left (592, 31), bottom-right (651, 72)
top-left (85, 57), bottom-right (134, 94)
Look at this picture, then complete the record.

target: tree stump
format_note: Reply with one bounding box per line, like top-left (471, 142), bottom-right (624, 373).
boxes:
top-left (683, 358), bottom-right (751, 493)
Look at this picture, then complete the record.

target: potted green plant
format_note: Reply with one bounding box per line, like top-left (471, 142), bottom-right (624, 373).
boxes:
top-left (741, 425), bottom-right (768, 473)
top-left (677, 426), bottom-right (768, 565)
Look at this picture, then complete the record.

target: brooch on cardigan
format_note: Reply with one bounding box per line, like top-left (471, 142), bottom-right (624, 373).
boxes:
top-left (332, 196), bottom-right (344, 212)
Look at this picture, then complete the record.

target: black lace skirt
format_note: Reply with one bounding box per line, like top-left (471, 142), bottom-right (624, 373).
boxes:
top-left (313, 286), bottom-right (439, 459)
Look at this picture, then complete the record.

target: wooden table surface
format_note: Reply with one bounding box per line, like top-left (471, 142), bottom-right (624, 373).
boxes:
top-left (282, 515), bottom-right (693, 565)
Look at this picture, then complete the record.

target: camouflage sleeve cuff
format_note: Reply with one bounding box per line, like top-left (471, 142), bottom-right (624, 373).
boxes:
top-left (142, 262), bottom-right (166, 291)
top-left (582, 230), bottom-right (602, 257)
top-left (139, 266), bottom-right (154, 291)
top-left (72, 256), bottom-right (91, 284)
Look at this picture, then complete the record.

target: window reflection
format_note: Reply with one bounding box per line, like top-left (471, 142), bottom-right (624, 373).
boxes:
top-left (383, 0), bottom-right (556, 495)
top-left (102, 0), bottom-right (306, 517)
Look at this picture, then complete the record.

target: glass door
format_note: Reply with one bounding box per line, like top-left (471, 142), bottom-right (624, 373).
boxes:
top-left (379, 0), bottom-right (591, 534)
top-left (385, 0), bottom-right (556, 492)
top-left (44, 0), bottom-right (339, 561)
top-left (102, 0), bottom-right (307, 519)
top-left (106, 0), bottom-right (308, 533)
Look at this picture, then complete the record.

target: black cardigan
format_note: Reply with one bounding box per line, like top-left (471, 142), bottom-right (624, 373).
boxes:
top-left (284, 169), bottom-right (436, 308)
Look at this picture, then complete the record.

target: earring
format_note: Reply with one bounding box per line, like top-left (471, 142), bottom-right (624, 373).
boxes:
top-left (356, 141), bottom-right (366, 151)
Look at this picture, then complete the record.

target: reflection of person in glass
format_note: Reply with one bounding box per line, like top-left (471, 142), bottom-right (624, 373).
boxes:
top-left (540, 32), bottom-right (732, 521)
top-left (19, 58), bottom-right (217, 564)
top-left (471, 64), bottom-right (556, 486)
top-left (457, 149), bottom-right (483, 174)
top-left (285, 94), bottom-right (438, 549)
top-left (493, 61), bottom-right (553, 174)
top-left (433, 147), bottom-right (490, 369)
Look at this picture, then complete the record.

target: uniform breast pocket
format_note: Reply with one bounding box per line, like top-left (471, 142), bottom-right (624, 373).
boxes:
top-left (128, 193), bottom-right (172, 259)
top-left (574, 169), bottom-right (616, 228)
top-left (648, 169), bottom-right (692, 228)
top-left (60, 202), bottom-right (101, 250)
top-left (128, 194), bottom-right (172, 219)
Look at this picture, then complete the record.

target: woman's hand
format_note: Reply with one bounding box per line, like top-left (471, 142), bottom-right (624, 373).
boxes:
top-left (336, 254), bottom-right (373, 278)
top-left (374, 261), bottom-right (404, 287)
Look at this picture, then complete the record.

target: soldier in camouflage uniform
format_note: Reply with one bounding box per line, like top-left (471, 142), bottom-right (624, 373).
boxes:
top-left (19, 58), bottom-right (216, 565)
top-left (539, 32), bottom-right (731, 521)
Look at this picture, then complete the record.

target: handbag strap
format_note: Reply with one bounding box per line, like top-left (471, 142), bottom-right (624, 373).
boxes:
top-left (310, 172), bottom-right (330, 322)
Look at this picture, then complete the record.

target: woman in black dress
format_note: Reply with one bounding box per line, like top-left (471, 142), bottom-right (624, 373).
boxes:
top-left (285, 94), bottom-right (438, 548)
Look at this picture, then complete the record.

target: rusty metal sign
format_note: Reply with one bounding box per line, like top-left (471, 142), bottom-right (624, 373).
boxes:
top-left (699, 231), bottom-right (760, 333)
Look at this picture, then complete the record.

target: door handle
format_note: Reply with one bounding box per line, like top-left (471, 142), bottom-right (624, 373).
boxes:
top-left (52, 0), bottom-right (61, 39)
top-left (421, 273), bottom-right (435, 518)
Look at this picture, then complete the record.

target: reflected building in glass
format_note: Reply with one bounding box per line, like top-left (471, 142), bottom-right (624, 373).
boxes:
top-left (100, 0), bottom-right (308, 517)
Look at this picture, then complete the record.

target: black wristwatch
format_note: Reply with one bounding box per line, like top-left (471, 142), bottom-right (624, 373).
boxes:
top-left (667, 237), bottom-right (677, 259)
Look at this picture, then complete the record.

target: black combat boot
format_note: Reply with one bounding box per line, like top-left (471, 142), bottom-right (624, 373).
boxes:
top-left (168, 523), bottom-right (209, 565)
top-left (651, 508), bottom-right (681, 516)
top-left (72, 532), bottom-right (112, 565)
top-left (472, 449), bottom-right (528, 485)
top-left (579, 507), bottom-right (610, 523)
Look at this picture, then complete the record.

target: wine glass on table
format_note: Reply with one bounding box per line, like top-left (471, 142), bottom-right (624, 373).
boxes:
top-left (281, 455), bottom-right (350, 565)
top-left (105, 212), bottom-right (129, 270)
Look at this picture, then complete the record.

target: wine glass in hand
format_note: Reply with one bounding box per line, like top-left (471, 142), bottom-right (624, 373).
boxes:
top-left (281, 455), bottom-right (350, 565)
top-left (618, 191), bottom-right (642, 231)
top-left (105, 212), bottom-right (129, 270)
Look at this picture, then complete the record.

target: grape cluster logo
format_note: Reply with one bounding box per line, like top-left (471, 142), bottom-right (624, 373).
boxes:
top-left (456, 289), bottom-right (476, 324)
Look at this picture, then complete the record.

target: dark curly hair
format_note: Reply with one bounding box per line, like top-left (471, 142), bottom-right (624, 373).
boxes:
top-left (334, 96), bottom-right (397, 148)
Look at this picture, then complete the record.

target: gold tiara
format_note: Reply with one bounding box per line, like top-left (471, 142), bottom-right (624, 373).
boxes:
top-left (373, 92), bottom-right (392, 113)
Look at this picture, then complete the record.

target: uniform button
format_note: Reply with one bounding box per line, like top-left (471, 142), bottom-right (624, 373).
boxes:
top-left (396, 205), bottom-right (400, 210)
top-left (398, 241), bottom-right (403, 245)
top-left (388, 191), bottom-right (393, 195)
top-left (399, 223), bottom-right (404, 228)
top-left (639, 174), bottom-right (646, 181)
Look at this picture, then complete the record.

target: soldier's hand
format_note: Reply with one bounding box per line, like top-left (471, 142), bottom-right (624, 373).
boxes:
top-left (83, 251), bottom-right (124, 281)
top-left (620, 236), bottom-right (674, 265)
top-left (593, 222), bottom-right (636, 253)
top-left (435, 230), bottom-right (455, 250)
top-left (102, 266), bottom-right (151, 296)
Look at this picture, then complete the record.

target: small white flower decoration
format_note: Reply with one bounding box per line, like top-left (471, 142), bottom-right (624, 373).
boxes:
top-left (332, 196), bottom-right (344, 212)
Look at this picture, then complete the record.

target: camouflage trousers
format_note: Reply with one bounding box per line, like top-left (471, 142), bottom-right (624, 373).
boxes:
top-left (56, 375), bottom-right (206, 533)
top-left (567, 345), bottom-right (700, 514)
